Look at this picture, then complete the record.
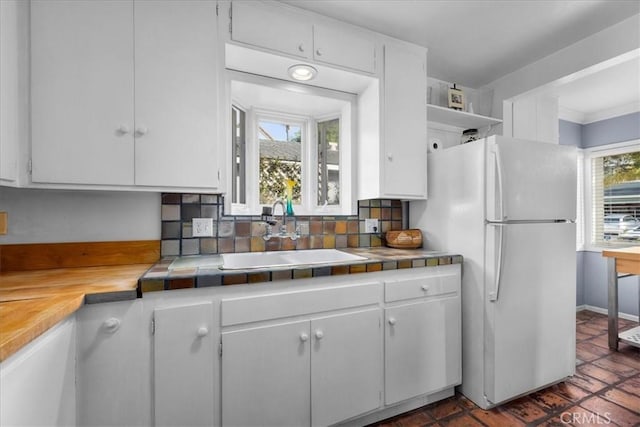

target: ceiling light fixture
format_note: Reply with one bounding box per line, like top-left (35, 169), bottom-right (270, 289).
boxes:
top-left (288, 64), bottom-right (318, 81)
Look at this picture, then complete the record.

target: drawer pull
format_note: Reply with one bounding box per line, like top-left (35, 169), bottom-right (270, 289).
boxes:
top-left (300, 332), bottom-right (309, 342)
top-left (421, 285), bottom-right (430, 292)
top-left (197, 326), bottom-right (209, 338)
top-left (315, 330), bottom-right (324, 340)
top-left (388, 317), bottom-right (397, 326)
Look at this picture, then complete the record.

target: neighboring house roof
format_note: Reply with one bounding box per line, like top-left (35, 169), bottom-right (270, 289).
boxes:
top-left (259, 139), bottom-right (339, 164)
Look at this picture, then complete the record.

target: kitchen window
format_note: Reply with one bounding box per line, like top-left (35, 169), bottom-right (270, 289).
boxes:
top-left (229, 73), bottom-right (355, 216)
top-left (584, 140), bottom-right (640, 248)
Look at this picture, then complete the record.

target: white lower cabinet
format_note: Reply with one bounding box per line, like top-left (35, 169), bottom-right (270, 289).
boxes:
top-left (0, 317), bottom-right (76, 427)
top-left (384, 269), bottom-right (462, 405)
top-left (153, 302), bottom-right (215, 427)
top-left (222, 319), bottom-right (311, 427)
top-left (311, 309), bottom-right (382, 426)
top-left (76, 300), bottom-right (148, 427)
top-left (30, 265), bottom-right (459, 427)
top-left (221, 307), bottom-right (382, 427)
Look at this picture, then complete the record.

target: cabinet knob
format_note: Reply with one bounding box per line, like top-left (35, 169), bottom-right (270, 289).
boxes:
top-left (103, 317), bottom-right (121, 333)
top-left (386, 153), bottom-right (393, 161)
top-left (134, 126), bottom-right (148, 137)
top-left (298, 44), bottom-right (305, 53)
top-left (316, 48), bottom-right (323, 56)
top-left (315, 330), bottom-right (324, 340)
top-left (300, 332), bottom-right (309, 342)
top-left (115, 125), bottom-right (130, 136)
top-left (197, 326), bottom-right (209, 338)
top-left (421, 285), bottom-right (430, 292)
top-left (388, 317), bottom-right (397, 326)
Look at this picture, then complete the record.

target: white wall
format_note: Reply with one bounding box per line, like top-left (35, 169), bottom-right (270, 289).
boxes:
top-left (0, 187), bottom-right (160, 244)
top-left (485, 14), bottom-right (640, 122)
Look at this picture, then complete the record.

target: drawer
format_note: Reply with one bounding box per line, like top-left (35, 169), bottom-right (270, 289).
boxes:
top-left (385, 271), bottom-right (459, 303)
top-left (222, 281), bottom-right (381, 326)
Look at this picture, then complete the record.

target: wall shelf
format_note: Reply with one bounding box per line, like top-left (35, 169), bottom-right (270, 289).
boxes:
top-left (427, 104), bottom-right (502, 129)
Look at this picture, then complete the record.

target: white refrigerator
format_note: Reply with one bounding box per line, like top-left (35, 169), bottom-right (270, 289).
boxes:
top-left (410, 135), bottom-right (577, 409)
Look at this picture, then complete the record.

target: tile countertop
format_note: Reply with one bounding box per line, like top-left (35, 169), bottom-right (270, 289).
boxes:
top-left (0, 264), bottom-right (153, 362)
top-left (140, 247), bottom-right (463, 292)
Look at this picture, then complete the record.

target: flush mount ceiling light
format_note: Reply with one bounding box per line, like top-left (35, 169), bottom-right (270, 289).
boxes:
top-left (288, 64), bottom-right (318, 81)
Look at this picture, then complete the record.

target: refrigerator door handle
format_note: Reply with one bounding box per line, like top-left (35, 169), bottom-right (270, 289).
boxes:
top-left (488, 222), bottom-right (505, 302)
top-left (494, 145), bottom-right (506, 221)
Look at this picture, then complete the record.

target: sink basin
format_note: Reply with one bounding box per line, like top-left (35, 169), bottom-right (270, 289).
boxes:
top-left (221, 249), bottom-right (367, 270)
top-left (169, 255), bottom-right (222, 270)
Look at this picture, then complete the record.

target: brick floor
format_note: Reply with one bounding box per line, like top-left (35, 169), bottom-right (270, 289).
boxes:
top-left (369, 310), bottom-right (640, 426)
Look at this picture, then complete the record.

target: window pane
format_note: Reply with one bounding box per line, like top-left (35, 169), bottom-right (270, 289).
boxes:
top-left (231, 106), bottom-right (246, 204)
top-left (258, 120), bottom-right (302, 205)
top-left (317, 118), bottom-right (340, 205)
top-left (592, 150), bottom-right (640, 244)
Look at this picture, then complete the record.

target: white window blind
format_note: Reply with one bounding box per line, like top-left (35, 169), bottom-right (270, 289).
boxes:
top-left (588, 143), bottom-right (640, 247)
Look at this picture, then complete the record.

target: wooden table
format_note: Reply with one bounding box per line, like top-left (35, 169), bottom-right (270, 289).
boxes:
top-left (602, 246), bottom-right (640, 350)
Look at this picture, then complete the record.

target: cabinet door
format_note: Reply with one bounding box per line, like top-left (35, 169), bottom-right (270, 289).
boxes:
top-left (311, 308), bottom-right (382, 426)
top-left (222, 320), bottom-right (311, 427)
top-left (382, 41), bottom-right (427, 199)
top-left (313, 24), bottom-right (376, 73)
top-left (385, 297), bottom-right (461, 405)
top-left (77, 301), bottom-right (147, 427)
top-left (134, 0), bottom-right (219, 188)
top-left (154, 303), bottom-right (214, 427)
top-left (31, 0), bottom-right (135, 185)
top-left (0, 0), bottom-right (23, 184)
top-left (231, 1), bottom-right (312, 59)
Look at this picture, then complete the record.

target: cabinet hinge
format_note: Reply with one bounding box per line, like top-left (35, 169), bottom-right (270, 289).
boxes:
top-left (218, 339), bottom-right (223, 358)
top-left (228, 3), bottom-right (232, 34)
top-left (27, 159), bottom-right (32, 175)
top-left (150, 318), bottom-right (155, 336)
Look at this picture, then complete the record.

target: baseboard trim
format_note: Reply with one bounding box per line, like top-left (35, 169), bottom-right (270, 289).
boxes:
top-left (577, 304), bottom-right (639, 322)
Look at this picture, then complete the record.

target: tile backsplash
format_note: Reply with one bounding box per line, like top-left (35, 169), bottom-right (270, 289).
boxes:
top-left (160, 193), bottom-right (405, 257)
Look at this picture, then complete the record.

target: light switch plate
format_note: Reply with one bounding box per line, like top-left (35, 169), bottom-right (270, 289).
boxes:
top-left (192, 218), bottom-right (214, 237)
top-left (364, 218), bottom-right (379, 233)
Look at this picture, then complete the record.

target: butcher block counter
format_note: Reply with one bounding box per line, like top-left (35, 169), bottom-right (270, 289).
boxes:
top-left (0, 241), bottom-right (158, 362)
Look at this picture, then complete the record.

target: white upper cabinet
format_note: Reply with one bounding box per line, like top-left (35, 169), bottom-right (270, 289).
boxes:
top-left (230, 1), bottom-right (376, 74)
top-left (313, 23), bottom-right (376, 74)
top-left (0, 0), bottom-right (28, 186)
top-left (30, 0), bottom-right (220, 189)
top-left (231, 1), bottom-right (313, 60)
top-left (382, 40), bottom-right (428, 198)
top-left (31, 0), bottom-right (135, 185)
top-left (133, 0), bottom-right (219, 188)
top-left (358, 39), bottom-right (428, 200)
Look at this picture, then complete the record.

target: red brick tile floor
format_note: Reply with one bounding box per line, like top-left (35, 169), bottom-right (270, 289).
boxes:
top-left (369, 310), bottom-right (640, 427)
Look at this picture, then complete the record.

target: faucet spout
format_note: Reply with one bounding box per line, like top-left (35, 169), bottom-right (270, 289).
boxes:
top-left (272, 200), bottom-right (287, 235)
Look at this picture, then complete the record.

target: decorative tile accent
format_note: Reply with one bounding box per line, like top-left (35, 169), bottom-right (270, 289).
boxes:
top-left (159, 194), bottom-right (407, 257)
top-left (223, 274), bottom-right (248, 285)
top-left (271, 270), bottom-right (292, 281)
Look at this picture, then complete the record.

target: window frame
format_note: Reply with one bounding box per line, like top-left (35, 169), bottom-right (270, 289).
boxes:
top-left (226, 71), bottom-right (356, 217)
top-left (582, 139), bottom-right (640, 252)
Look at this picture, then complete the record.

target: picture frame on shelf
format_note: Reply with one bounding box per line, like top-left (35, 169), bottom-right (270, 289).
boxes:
top-left (448, 85), bottom-right (464, 110)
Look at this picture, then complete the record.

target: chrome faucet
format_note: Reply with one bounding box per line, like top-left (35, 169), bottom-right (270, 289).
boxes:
top-left (261, 200), bottom-right (300, 241)
top-left (272, 200), bottom-right (287, 236)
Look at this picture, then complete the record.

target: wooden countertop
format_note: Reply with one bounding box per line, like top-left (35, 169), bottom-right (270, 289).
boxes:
top-left (0, 264), bottom-right (152, 362)
top-left (602, 246), bottom-right (640, 275)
